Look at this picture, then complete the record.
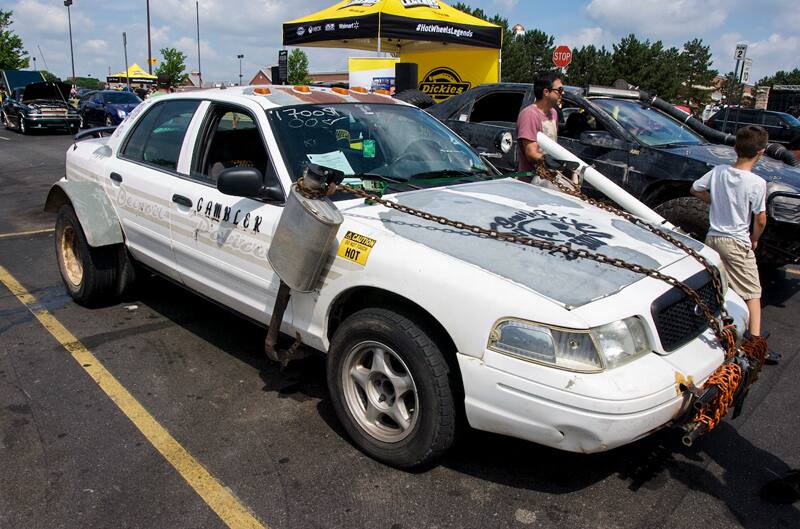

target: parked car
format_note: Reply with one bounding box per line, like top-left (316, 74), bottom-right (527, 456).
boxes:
top-left (428, 84), bottom-right (800, 267)
top-left (707, 107), bottom-right (800, 148)
top-left (78, 90), bottom-right (141, 128)
top-left (1, 81), bottom-right (79, 134)
top-left (44, 86), bottom-right (753, 468)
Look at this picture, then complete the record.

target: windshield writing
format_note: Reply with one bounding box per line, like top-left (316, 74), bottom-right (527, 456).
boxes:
top-left (268, 103), bottom-right (490, 195)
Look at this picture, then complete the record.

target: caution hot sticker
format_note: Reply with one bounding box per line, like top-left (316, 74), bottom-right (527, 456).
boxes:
top-left (337, 231), bottom-right (376, 266)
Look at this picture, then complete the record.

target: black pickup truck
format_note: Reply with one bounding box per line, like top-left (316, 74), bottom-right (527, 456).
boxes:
top-left (1, 70), bottom-right (79, 134)
top-left (428, 84), bottom-right (800, 267)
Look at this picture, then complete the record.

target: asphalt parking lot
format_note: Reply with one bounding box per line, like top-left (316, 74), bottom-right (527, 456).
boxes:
top-left (1, 129), bottom-right (799, 529)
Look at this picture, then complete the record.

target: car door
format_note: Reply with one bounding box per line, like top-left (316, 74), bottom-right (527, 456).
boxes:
top-left (445, 88), bottom-right (531, 172)
top-left (112, 99), bottom-right (202, 281)
top-left (87, 93), bottom-right (104, 125)
top-left (169, 101), bottom-right (287, 324)
top-left (557, 98), bottom-right (631, 188)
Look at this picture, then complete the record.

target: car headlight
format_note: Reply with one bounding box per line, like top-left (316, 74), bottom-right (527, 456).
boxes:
top-left (116, 109), bottom-right (127, 119)
top-left (496, 131), bottom-right (514, 154)
top-left (769, 194), bottom-right (800, 224)
top-left (488, 316), bottom-right (652, 372)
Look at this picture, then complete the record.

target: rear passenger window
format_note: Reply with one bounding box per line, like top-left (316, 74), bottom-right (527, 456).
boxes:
top-left (122, 100), bottom-right (200, 171)
top-left (763, 114), bottom-right (785, 127)
top-left (469, 92), bottom-right (525, 124)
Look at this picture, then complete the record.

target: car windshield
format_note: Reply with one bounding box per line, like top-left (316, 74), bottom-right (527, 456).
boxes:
top-left (104, 92), bottom-right (141, 104)
top-left (593, 98), bottom-right (705, 147)
top-left (781, 112), bottom-right (800, 126)
top-left (267, 103), bottom-right (492, 196)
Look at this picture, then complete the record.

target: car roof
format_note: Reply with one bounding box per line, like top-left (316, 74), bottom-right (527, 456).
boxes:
top-left (151, 85), bottom-right (406, 110)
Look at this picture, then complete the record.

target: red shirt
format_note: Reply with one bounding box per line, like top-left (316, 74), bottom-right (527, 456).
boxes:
top-left (516, 104), bottom-right (558, 172)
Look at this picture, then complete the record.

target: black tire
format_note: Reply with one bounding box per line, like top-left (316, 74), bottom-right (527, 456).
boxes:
top-left (1, 111), bottom-right (8, 129)
top-left (105, 115), bottom-right (113, 127)
top-left (55, 204), bottom-right (119, 306)
top-left (115, 244), bottom-right (139, 298)
top-left (19, 117), bottom-right (28, 135)
top-left (327, 307), bottom-right (457, 468)
top-left (654, 196), bottom-right (709, 241)
top-left (395, 89), bottom-right (435, 110)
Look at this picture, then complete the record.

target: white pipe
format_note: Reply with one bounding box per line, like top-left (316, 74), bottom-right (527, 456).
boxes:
top-left (536, 132), bottom-right (679, 231)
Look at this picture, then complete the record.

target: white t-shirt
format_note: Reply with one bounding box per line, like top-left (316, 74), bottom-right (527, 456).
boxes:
top-left (692, 165), bottom-right (766, 246)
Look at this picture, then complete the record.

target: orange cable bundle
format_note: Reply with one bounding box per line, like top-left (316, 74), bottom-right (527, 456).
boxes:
top-left (695, 363), bottom-right (743, 431)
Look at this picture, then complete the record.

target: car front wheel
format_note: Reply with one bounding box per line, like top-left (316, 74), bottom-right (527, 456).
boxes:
top-left (327, 307), bottom-right (457, 468)
top-left (19, 117), bottom-right (28, 135)
top-left (55, 205), bottom-right (119, 305)
top-left (654, 196), bottom-right (709, 240)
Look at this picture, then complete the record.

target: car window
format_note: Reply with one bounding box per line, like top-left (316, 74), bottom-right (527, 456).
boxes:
top-left (592, 98), bottom-right (704, 146)
top-left (763, 114), bottom-right (785, 127)
top-left (121, 100), bottom-right (200, 171)
top-left (104, 92), bottom-right (141, 104)
top-left (469, 92), bottom-right (525, 124)
top-left (559, 101), bottom-right (607, 139)
top-left (193, 107), bottom-right (270, 186)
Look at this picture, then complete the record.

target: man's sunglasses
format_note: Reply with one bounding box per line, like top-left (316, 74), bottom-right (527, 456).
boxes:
top-left (547, 87), bottom-right (564, 94)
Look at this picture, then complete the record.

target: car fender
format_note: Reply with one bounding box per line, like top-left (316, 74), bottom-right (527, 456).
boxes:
top-left (44, 180), bottom-right (123, 247)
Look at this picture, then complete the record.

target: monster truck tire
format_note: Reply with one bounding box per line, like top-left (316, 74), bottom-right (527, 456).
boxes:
top-left (55, 204), bottom-right (119, 306)
top-left (395, 89), bottom-right (435, 110)
top-left (327, 307), bottom-right (457, 468)
top-left (654, 196), bottom-right (710, 241)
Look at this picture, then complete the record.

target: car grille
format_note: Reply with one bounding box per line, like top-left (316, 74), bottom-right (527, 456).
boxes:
top-left (37, 107), bottom-right (68, 118)
top-left (651, 270), bottom-right (721, 352)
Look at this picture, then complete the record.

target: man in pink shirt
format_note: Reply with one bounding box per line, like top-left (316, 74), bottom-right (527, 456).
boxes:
top-left (517, 72), bottom-right (563, 176)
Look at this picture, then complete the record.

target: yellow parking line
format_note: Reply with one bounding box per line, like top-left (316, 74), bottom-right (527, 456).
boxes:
top-left (0, 264), bottom-right (267, 529)
top-left (0, 228), bottom-right (55, 239)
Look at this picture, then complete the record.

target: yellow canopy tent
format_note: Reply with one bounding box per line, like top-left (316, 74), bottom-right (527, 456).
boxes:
top-left (107, 63), bottom-right (158, 85)
top-left (283, 0), bottom-right (502, 53)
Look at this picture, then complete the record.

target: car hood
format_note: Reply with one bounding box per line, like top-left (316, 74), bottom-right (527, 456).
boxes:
top-left (340, 179), bottom-right (704, 309)
top-left (21, 81), bottom-right (71, 103)
top-left (656, 143), bottom-right (800, 188)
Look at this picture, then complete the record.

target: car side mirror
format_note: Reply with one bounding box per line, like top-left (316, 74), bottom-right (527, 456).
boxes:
top-left (579, 130), bottom-right (627, 150)
top-left (217, 166), bottom-right (284, 202)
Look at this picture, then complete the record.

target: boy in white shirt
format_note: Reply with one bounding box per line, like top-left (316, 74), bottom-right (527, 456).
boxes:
top-left (691, 125), bottom-right (768, 339)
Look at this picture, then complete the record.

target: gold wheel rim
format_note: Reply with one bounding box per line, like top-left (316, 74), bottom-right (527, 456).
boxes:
top-left (60, 225), bottom-right (83, 287)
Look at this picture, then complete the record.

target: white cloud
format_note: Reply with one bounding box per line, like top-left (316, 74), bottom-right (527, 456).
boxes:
top-left (585, 0), bottom-right (729, 38)
top-left (493, 0), bottom-right (519, 9)
top-left (557, 27), bottom-right (614, 50)
top-left (11, 0), bottom-right (92, 36)
top-left (714, 32), bottom-right (800, 82)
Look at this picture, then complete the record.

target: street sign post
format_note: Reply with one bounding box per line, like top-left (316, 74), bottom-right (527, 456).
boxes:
top-left (734, 43), bottom-right (747, 61)
top-left (742, 58), bottom-right (753, 85)
top-left (552, 45), bottom-right (572, 68)
top-left (278, 50), bottom-right (288, 85)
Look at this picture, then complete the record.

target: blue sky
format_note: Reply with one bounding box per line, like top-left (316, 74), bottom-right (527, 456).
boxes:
top-left (4, 0), bottom-right (798, 84)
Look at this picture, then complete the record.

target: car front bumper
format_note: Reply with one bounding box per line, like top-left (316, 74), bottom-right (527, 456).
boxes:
top-left (459, 290), bottom-right (749, 453)
top-left (25, 116), bottom-right (80, 129)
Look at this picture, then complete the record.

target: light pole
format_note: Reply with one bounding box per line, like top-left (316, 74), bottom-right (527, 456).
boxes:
top-left (146, 0), bottom-right (153, 75)
top-left (32, 57), bottom-right (37, 71)
top-left (122, 32), bottom-right (130, 90)
top-left (196, 2), bottom-right (202, 88)
top-left (237, 54), bottom-right (244, 86)
top-left (64, 0), bottom-right (76, 80)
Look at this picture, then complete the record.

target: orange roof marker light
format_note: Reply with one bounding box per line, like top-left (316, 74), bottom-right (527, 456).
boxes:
top-left (253, 87), bottom-right (271, 95)
top-left (293, 86), bottom-right (312, 93)
top-left (350, 87), bottom-right (368, 94)
top-left (374, 89), bottom-right (391, 95)
top-left (331, 87), bottom-right (349, 96)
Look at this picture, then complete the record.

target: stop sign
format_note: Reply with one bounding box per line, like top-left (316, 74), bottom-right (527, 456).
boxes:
top-left (552, 45), bottom-right (573, 68)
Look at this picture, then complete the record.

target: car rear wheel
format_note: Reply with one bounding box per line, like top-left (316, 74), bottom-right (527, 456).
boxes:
top-left (327, 307), bottom-right (457, 468)
top-left (55, 205), bottom-right (119, 306)
top-left (654, 196), bottom-right (709, 241)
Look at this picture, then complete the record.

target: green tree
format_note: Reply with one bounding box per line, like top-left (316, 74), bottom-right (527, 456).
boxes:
top-left (502, 29), bottom-right (555, 83)
top-left (756, 68), bottom-right (800, 87)
top-left (71, 76), bottom-right (103, 90)
top-left (677, 39), bottom-right (717, 109)
top-left (564, 45), bottom-right (614, 87)
top-left (41, 70), bottom-right (60, 82)
top-left (610, 34), bottom-right (684, 100)
top-left (0, 10), bottom-right (29, 70)
top-left (288, 48), bottom-right (311, 85)
top-left (155, 47), bottom-right (187, 88)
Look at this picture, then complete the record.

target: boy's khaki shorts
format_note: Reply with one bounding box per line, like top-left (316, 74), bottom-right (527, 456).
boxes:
top-left (705, 235), bottom-right (761, 300)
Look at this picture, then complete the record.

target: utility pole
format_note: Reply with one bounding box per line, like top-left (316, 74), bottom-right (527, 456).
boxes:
top-left (32, 57), bottom-right (37, 71)
top-left (123, 32), bottom-right (130, 90)
top-left (146, 0), bottom-right (153, 75)
top-left (237, 54), bottom-right (244, 86)
top-left (196, 2), bottom-right (202, 88)
top-left (64, 1), bottom-right (76, 80)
